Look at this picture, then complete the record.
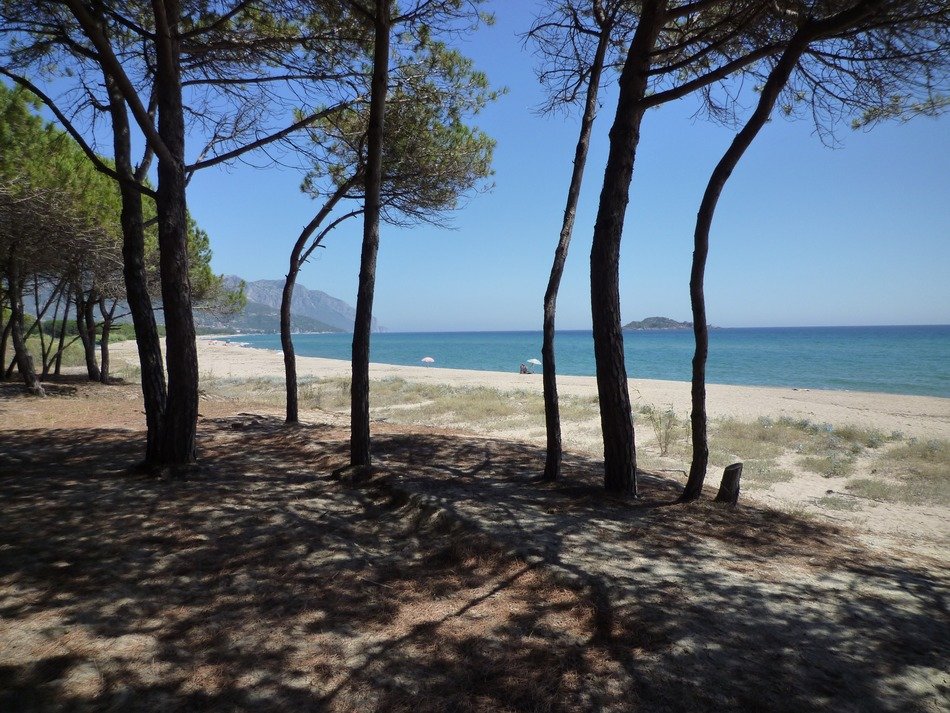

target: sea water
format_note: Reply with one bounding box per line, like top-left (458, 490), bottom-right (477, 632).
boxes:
top-left (221, 325), bottom-right (950, 398)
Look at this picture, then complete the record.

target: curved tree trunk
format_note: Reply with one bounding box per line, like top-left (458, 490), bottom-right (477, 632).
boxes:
top-left (154, 0), bottom-right (200, 466)
top-left (105, 70), bottom-right (167, 463)
top-left (590, 0), bottom-right (667, 495)
top-left (350, 0), bottom-right (391, 468)
top-left (98, 297), bottom-right (116, 384)
top-left (681, 35), bottom-right (812, 501)
top-left (0, 316), bottom-right (11, 381)
top-left (53, 294), bottom-right (70, 377)
top-left (281, 263), bottom-right (301, 423)
top-left (5, 265), bottom-right (43, 395)
top-left (541, 27), bottom-right (610, 483)
top-left (40, 284), bottom-right (67, 378)
top-left (76, 290), bottom-right (101, 381)
top-left (282, 183), bottom-right (356, 423)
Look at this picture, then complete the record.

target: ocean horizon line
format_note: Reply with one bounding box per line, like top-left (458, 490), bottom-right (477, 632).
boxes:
top-left (220, 326), bottom-right (950, 399)
top-left (367, 324), bottom-right (950, 335)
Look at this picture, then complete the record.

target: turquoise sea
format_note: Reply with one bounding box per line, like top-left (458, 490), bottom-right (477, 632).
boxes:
top-left (222, 325), bottom-right (950, 398)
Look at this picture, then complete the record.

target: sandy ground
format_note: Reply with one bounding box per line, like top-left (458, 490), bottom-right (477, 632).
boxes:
top-left (1, 381), bottom-right (947, 711)
top-left (105, 338), bottom-right (950, 563)
top-left (126, 337), bottom-right (949, 441)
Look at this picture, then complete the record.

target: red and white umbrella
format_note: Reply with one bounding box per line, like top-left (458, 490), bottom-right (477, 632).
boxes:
top-left (420, 356), bottom-right (435, 365)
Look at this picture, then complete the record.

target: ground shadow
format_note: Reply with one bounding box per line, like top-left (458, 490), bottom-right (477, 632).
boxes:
top-left (0, 417), bottom-right (947, 712)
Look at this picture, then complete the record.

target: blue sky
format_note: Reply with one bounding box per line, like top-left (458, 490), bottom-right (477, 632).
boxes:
top-left (184, 2), bottom-right (950, 331)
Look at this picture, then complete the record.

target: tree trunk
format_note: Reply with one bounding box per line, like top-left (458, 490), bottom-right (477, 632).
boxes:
top-left (589, 0), bottom-right (667, 495)
top-left (0, 309), bottom-right (12, 381)
top-left (54, 294), bottom-right (71, 377)
top-left (714, 463), bottom-right (743, 505)
top-left (282, 182), bottom-right (354, 424)
top-left (40, 285), bottom-right (64, 378)
top-left (76, 290), bottom-right (101, 381)
top-left (350, 0), bottom-right (391, 467)
top-left (5, 265), bottom-right (43, 395)
top-left (681, 36), bottom-right (811, 502)
top-left (105, 70), bottom-right (168, 463)
top-left (281, 263), bottom-right (300, 423)
top-left (32, 279), bottom-right (49, 375)
top-left (98, 297), bottom-right (116, 383)
top-left (541, 26), bottom-right (610, 482)
top-left (154, 0), bottom-right (199, 466)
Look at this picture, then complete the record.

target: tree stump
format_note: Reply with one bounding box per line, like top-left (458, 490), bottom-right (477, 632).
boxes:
top-left (714, 462), bottom-right (742, 504)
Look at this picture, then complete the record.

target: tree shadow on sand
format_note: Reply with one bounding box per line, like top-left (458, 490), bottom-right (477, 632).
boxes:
top-left (0, 418), bottom-right (946, 712)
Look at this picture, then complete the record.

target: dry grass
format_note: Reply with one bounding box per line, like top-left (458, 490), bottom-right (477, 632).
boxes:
top-left (196, 374), bottom-right (950, 509)
top-left (798, 454), bottom-right (856, 478)
top-left (741, 460), bottom-right (797, 490)
top-left (839, 440), bottom-right (950, 506)
top-left (815, 494), bottom-right (864, 512)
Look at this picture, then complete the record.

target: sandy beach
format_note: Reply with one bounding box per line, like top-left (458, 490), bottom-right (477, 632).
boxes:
top-left (113, 337), bottom-right (950, 441)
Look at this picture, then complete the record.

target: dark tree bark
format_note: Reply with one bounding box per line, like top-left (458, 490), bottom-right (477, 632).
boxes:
top-left (40, 284), bottom-right (63, 378)
top-left (541, 22), bottom-right (611, 483)
top-left (5, 264), bottom-right (43, 395)
top-left (98, 297), bottom-right (117, 383)
top-left (153, 0), bottom-right (200, 466)
top-left (281, 261), bottom-right (301, 423)
top-left (590, 0), bottom-right (667, 495)
top-left (714, 462), bottom-right (743, 504)
top-left (681, 31), bottom-right (816, 502)
top-left (105, 70), bottom-right (167, 462)
top-left (75, 290), bottom-right (101, 381)
top-left (53, 294), bottom-right (70, 377)
top-left (282, 184), bottom-right (356, 423)
top-left (0, 312), bottom-right (12, 380)
top-left (350, 0), bottom-right (391, 467)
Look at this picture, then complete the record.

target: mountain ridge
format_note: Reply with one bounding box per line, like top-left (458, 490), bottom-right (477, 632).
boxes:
top-left (212, 276), bottom-right (381, 334)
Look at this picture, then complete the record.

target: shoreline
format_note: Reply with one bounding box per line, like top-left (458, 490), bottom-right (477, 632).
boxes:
top-left (111, 337), bottom-right (950, 440)
top-left (210, 330), bottom-right (950, 401)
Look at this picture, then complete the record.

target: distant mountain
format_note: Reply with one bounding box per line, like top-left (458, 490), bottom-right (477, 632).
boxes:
top-left (194, 298), bottom-right (341, 334)
top-left (622, 317), bottom-right (693, 330)
top-left (217, 276), bottom-right (380, 333)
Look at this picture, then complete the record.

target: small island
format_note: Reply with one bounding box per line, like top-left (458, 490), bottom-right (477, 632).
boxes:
top-left (622, 316), bottom-right (694, 330)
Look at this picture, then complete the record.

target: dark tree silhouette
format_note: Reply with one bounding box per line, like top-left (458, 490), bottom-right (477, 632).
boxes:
top-left (527, 1), bottom-right (624, 482)
top-left (681, 0), bottom-right (950, 500)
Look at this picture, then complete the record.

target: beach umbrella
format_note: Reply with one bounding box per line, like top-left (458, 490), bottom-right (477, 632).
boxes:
top-left (526, 358), bottom-right (542, 367)
top-left (421, 356), bottom-right (435, 366)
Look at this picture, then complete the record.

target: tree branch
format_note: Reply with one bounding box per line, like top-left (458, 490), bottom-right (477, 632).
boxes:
top-left (0, 68), bottom-right (157, 199)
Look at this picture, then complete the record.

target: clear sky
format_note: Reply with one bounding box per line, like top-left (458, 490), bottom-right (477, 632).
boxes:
top-left (183, 1), bottom-right (950, 332)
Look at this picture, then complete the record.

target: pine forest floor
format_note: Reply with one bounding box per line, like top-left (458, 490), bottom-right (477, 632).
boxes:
top-left (0, 376), bottom-right (947, 711)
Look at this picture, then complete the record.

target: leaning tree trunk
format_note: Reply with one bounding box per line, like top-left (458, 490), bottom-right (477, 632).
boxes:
top-left (53, 294), bottom-right (70, 377)
top-left (5, 265), bottom-right (43, 395)
top-left (98, 297), bottom-right (116, 384)
top-left (40, 285), bottom-right (64, 378)
top-left (105, 70), bottom-right (168, 463)
top-left (350, 0), bottom-right (391, 467)
top-left (589, 0), bottom-right (667, 495)
top-left (154, 1), bottom-right (200, 466)
top-left (75, 290), bottom-right (101, 381)
top-left (541, 26), bottom-right (610, 483)
top-left (0, 312), bottom-right (12, 381)
top-left (681, 35), bottom-right (811, 502)
top-left (281, 262), bottom-right (301, 423)
top-left (282, 183), bottom-right (355, 423)
top-left (0, 291), bottom-right (8, 379)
